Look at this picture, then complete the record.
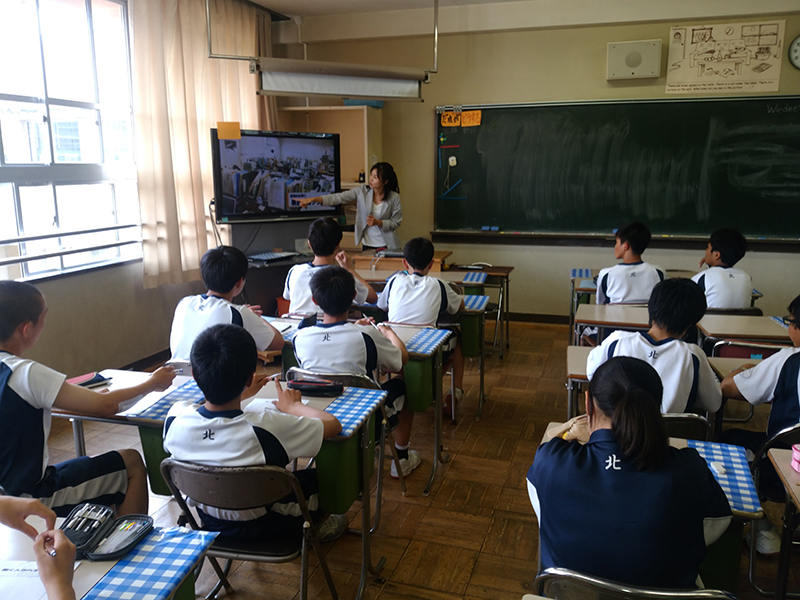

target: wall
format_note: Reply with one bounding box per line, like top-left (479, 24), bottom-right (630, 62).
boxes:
top-left (302, 13), bottom-right (800, 318)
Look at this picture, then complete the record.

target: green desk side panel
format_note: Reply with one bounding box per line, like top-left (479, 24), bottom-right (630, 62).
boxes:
top-left (459, 313), bottom-right (482, 358)
top-left (138, 426), bottom-right (171, 496)
top-left (698, 519), bottom-right (744, 594)
top-left (403, 358), bottom-right (440, 412)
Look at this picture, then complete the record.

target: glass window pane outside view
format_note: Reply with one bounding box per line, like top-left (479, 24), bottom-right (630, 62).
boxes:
top-left (0, 0), bottom-right (141, 280)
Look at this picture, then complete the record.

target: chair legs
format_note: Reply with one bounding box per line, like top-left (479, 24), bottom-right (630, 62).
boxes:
top-left (371, 406), bottom-right (406, 534)
top-left (308, 524), bottom-right (339, 600)
top-left (204, 556), bottom-right (233, 599)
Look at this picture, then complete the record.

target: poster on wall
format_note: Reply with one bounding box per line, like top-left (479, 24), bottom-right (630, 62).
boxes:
top-left (666, 20), bottom-right (785, 94)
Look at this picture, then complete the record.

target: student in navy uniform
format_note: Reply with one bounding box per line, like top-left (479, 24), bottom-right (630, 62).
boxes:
top-left (0, 281), bottom-right (175, 517)
top-left (720, 293), bottom-right (800, 555)
top-left (293, 266), bottom-right (418, 478)
top-left (377, 237), bottom-right (465, 415)
top-left (691, 228), bottom-right (752, 309)
top-left (163, 324), bottom-right (348, 542)
top-left (586, 278), bottom-right (721, 414)
top-left (596, 221), bottom-right (665, 305)
top-left (170, 245), bottom-right (283, 361)
top-left (283, 218), bottom-right (378, 316)
top-left (528, 357), bottom-right (731, 589)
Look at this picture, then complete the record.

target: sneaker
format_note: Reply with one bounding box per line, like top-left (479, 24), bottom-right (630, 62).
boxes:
top-left (748, 527), bottom-right (782, 556)
top-left (317, 514), bottom-right (349, 542)
top-left (390, 449), bottom-right (421, 478)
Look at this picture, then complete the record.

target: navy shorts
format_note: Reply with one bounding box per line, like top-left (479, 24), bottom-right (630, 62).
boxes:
top-left (29, 451), bottom-right (128, 517)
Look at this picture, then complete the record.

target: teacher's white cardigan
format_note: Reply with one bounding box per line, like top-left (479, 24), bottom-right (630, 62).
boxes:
top-left (320, 186), bottom-right (403, 250)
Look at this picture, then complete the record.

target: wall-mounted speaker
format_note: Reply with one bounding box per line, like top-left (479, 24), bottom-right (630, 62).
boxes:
top-left (607, 40), bottom-right (662, 80)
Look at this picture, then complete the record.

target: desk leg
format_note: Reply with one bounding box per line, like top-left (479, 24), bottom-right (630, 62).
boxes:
top-left (504, 276), bottom-right (510, 351)
top-left (477, 311), bottom-right (486, 421)
top-left (71, 419), bottom-right (86, 457)
top-left (775, 492), bottom-right (799, 600)
top-left (356, 423), bottom-right (385, 600)
top-left (425, 347), bottom-right (450, 497)
top-left (566, 379), bottom-right (574, 421)
top-left (569, 281), bottom-right (577, 345)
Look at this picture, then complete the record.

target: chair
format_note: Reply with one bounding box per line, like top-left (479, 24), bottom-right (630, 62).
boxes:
top-left (160, 458), bottom-right (338, 600)
top-left (286, 366), bottom-right (407, 531)
top-left (469, 262), bottom-right (503, 355)
top-left (534, 567), bottom-right (737, 599)
top-left (712, 340), bottom-right (787, 425)
top-left (662, 413), bottom-right (711, 441)
top-left (747, 422), bottom-right (800, 597)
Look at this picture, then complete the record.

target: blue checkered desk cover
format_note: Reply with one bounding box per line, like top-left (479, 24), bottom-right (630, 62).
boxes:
top-left (405, 327), bottom-right (452, 356)
top-left (686, 440), bottom-right (763, 517)
top-left (570, 268), bottom-right (593, 279)
top-left (126, 379), bottom-right (204, 422)
top-left (461, 271), bottom-right (487, 284)
top-left (463, 295), bottom-right (489, 312)
top-left (83, 527), bottom-right (216, 600)
top-left (325, 387), bottom-right (387, 438)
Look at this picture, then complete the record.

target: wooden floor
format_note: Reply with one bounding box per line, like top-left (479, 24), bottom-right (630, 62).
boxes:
top-left (47, 322), bottom-right (800, 599)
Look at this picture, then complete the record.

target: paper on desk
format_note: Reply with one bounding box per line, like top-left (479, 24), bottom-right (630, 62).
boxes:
top-left (0, 561), bottom-right (81, 600)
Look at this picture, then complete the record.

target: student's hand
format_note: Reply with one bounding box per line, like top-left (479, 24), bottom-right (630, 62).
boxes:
top-left (242, 373), bottom-right (270, 399)
top-left (273, 379), bottom-right (303, 413)
top-left (244, 304), bottom-right (263, 316)
top-left (149, 366), bottom-right (177, 391)
top-left (0, 497), bottom-right (56, 539)
top-left (299, 197), bottom-right (321, 208)
top-left (355, 316), bottom-right (374, 327)
top-left (699, 257), bottom-right (706, 268)
top-left (376, 323), bottom-right (396, 338)
top-left (34, 529), bottom-right (77, 600)
top-left (335, 251), bottom-right (353, 271)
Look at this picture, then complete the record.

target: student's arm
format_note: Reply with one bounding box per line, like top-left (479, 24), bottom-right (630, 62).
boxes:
top-left (34, 529), bottom-right (77, 600)
top-left (272, 379), bottom-right (341, 438)
top-left (0, 496), bottom-right (56, 539)
top-left (336, 251), bottom-right (378, 304)
top-left (376, 323), bottom-right (409, 365)
top-left (585, 338), bottom-right (612, 381)
top-left (53, 367), bottom-right (175, 417)
top-left (695, 352), bottom-right (723, 412)
top-left (720, 363), bottom-right (757, 401)
top-left (240, 307), bottom-right (284, 351)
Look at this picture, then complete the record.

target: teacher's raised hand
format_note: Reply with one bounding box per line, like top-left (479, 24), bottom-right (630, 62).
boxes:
top-left (299, 197), bottom-right (322, 208)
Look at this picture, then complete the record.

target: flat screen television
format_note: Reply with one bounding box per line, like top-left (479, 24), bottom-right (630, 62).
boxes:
top-left (210, 128), bottom-right (342, 224)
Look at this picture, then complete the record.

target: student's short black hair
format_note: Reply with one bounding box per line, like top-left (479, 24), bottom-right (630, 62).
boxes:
top-left (310, 265), bottom-right (355, 316)
top-left (616, 221), bottom-right (652, 255)
top-left (307, 218), bottom-right (342, 257)
top-left (200, 246), bottom-right (249, 293)
top-left (0, 281), bottom-right (45, 342)
top-left (709, 229), bottom-right (747, 266)
top-left (403, 237), bottom-right (435, 271)
top-left (789, 294), bottom-right (800, 321)
top-left (647, 278), bottom-right (707, 336)
top-left (190, 324), bottom-right (257, 405)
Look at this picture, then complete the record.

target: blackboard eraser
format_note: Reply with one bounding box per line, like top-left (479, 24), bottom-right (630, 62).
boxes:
top-left (481, 226), bottom-right (490, 231)
top-left (490, 226), bottom-right (499, 231)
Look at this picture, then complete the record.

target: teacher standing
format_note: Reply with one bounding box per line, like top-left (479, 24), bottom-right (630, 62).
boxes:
top-left (299, 162), bottom-right (403, 251)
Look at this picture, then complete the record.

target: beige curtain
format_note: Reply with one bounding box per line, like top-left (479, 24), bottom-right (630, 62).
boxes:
top-left (131, 0), bottom-right (265, 287)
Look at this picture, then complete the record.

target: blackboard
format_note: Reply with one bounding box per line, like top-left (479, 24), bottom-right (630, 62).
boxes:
top-left (434, 97), bottom-right (800, 240)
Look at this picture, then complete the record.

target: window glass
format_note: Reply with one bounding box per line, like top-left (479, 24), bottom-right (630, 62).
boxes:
top-left (0, 101), bottom-right (51, 164)
top-left (18, 185), bottom-right (61, 274)
top-left (49, 106), bottom-right (102, 163)
top-left (40, 0), bottom-right (95, 103)
top-left (102, 111), bottom-right (134, 163)
top-left (92, 0), bottom-right (130, 107)
top-left (0, 184), bottom-right (18, 240)
top-left (0, 0), bottom-right (45, 98)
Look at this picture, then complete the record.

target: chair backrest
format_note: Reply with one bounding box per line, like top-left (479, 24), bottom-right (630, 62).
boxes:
top-left (752, 422), bottom-right (800, 469)
top-left (286, 366), bottom-right (381, 391)
top-left (705, 307), bottom-right (763, 317)
top-left (662, 413), bottom-right (711, 442)
top-left (712, 339), bottom-right (787, 359)
top-left (160, 458), bottom-right (310, 515)
top-left (534, 567), bottom-right (737, 599)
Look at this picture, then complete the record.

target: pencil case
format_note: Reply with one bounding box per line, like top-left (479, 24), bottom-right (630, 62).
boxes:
top-left (792, 445), bottom-right (800, 474)
top-left (60, 503), bottom-right (153, 561)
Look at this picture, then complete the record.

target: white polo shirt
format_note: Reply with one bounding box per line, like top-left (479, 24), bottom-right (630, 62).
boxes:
top-left (596, 262), bottom-right (665, 305)
top-left (170, 294), bottom-right (277, 361)
top-left (283, 262), bottom-right (370, 315)
top-left (377, 271), bottom-right (462, 326)
top-left (691, 266), bottom-right (752, 309)
top-left (586, 331), bottom-right (722, 414)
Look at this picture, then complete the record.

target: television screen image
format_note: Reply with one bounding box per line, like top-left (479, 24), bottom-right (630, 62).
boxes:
top-left (211, 129), bottom-right (341, 224)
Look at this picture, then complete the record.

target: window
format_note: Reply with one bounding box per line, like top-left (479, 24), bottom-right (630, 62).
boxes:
top-left (0, 0), bottom-right (141, 280)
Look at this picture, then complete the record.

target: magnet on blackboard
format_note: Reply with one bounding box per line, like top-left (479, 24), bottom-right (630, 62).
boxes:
top-left (491, 226), bottom-right (499, 231)
top-left (481, 226), bottom-right (490, 231)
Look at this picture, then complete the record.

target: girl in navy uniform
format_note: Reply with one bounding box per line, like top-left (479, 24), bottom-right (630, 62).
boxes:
top-left (528, 357), bottom-right (731, 588)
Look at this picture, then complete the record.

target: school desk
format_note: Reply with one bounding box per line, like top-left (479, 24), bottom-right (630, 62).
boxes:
top-left (565, 346), bottom-right (591, 419)
top-left (697, 315), bottom-right (792, 346)
top-left (707, 356), bottom-right (764, 443)
top-left (572, 304), bottom-right (650, 345)
top-left (0, 514), bottom-right (214, 600)
top-left (352, 249), bottom-right (452, 272)
top-left (767, 448), bottom-right (800, 600)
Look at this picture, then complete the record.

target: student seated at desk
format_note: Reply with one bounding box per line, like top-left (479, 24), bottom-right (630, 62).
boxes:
top-left (283, 218), bottom-right (378, 316)
top-left (163, 324), bottom-right (348, 542)
top-left (170, 245), bottom-right (283, 362)
top-left (293, 266), bottom-right (416, 478)
top-left (376, 237), bottom-right (465, 415)
top-left (719, 293), bottom-right (800, 555)
top-left (691, 228), bottom-right (753, 309)
top-left (596, 221), bottom-right (665, 305)
top-left (0, 281), bottom-right (175, 517)
top-left (0, 494), bottom-right (77, 600)
top-left (528, 357), bottom-right (731, 589)
top-left (586, 278), bottom-right (722, 414)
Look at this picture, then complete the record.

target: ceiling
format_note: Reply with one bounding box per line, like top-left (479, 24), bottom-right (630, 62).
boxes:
top-left (253, 0), bottom-right (526, 19)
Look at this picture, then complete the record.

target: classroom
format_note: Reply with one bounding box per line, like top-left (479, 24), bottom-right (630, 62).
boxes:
top-left (2, 0), bottom-right (800, 599)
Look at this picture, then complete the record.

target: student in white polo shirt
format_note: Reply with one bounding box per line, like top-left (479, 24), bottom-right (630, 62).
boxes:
top-left (170, 246), bottom-right (283, 361)
top-left (596, 221), bottom-right (665, 305)
top-left (292, 266), bottom-right (418, 478)
top-left (377, 237), bottom-right (465, 416)
top-left (283, 218), bottom-right (377, 316)
top-left (586, 278), bottom-right (721, 415)
top-left (691, 228), bottom-right (752, 309)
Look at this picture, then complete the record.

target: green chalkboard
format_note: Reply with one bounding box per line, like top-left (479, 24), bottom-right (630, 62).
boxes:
top-left (434, 97), bottom-right (800, 239)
